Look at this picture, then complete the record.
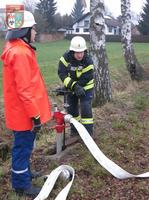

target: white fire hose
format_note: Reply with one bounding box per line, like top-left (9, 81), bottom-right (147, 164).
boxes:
top-left (66, 115), bottom-right (149, 179)
top-left (34, 165), bottom-right (75, 200)
top-left (34, 114), bottom-right (149, 200)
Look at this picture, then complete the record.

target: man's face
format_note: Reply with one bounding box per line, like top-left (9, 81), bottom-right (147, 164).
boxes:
top-left (74, 51), bottom-right (84, 61)
top-left (30, 25), bottom-right (37, 43)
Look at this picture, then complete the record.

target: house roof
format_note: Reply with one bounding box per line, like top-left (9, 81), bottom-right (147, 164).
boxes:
top-left (72, 12), bottom-right (90, 25)
top-left (71, 12), bottom-right (120, 28)
top-left (105, 18), bottom-right (120, 27)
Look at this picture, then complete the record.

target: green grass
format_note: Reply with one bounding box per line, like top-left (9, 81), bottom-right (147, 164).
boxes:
top-left (1, 39), bottom-right (149, 96)
top-left (35, 40), bottom-right (70, 84)
top-left (0, 39), bottom-right (149, 199)
top-left (133, 94), bottom-right (149, 110)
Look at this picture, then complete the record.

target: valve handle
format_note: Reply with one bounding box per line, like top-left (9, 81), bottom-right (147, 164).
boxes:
top-left (52, 87), bottom-right (72, 96)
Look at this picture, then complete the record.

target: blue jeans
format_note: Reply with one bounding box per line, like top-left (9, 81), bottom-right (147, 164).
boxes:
top-left (11, 130), bottom-right (35, 189)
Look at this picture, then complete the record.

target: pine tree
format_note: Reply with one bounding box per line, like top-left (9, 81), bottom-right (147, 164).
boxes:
top-left (71, 0), bottom-right (84, 22)
top-left (138, 0), bottom-right (149, 35)
top-left (37, 0), bottom-right (57, 32)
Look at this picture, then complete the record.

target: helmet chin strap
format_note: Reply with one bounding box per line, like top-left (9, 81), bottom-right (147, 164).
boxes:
top-left (22, 27), bottom-right (31, 43)
top-left (22, 37), bottom-right (30, 43)
top-left (21, 27), bottom-right (36, 50)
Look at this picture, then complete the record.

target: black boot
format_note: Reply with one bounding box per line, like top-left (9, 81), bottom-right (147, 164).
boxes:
top-left (15, 185), bottom-right (41, 198)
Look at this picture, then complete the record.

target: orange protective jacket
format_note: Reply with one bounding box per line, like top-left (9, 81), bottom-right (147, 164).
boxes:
top-left (1, 39), bottom-right (52, 131)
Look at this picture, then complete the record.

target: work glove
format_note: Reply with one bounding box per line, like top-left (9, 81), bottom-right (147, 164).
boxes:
top-left (74, 84), bottom-right (85, 97)
top-left (32, 116), bottom-right (42, 133)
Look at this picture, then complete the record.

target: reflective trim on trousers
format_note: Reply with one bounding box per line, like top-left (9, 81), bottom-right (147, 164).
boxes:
top-left (11, 167), bottom-right (28, 174)
top-left (81, 118), bottom-right (94, 124)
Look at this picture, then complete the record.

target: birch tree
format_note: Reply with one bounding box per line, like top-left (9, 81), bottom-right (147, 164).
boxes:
top-left (90, 0), bottom-right (112, 106)
top-left (121, 0), bottom-right (143, 81)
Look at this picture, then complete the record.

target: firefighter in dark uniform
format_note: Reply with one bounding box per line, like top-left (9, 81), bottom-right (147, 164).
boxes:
top-left (58, 36), bottom-right (94, 136)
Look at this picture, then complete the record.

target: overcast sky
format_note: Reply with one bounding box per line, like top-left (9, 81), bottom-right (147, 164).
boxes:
top-left (0, 0), bottom-right (147, 17)
top-left (57, 0), bottom-right (146, 16)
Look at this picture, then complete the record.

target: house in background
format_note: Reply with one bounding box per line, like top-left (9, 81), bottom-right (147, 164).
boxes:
top-left (66, 12), bottom-right (121, 36)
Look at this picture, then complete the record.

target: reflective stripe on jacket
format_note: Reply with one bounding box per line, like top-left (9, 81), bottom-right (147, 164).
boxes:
top-left (1, 39), bottom-right (52, 131)
top-left (58, 51), bottom-right (94, 91)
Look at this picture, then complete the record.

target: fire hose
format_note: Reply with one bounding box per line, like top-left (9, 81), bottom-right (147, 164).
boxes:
top-left (34, 88), bottom-right (149, 200)
top-left (34, 165), bottom-right (75, 200)
top-left (66, 115), bottom-right (149, 179)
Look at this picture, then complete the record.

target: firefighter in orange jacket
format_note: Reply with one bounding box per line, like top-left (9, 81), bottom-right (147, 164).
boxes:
top-left (1, 11), bottom-right (51, 198)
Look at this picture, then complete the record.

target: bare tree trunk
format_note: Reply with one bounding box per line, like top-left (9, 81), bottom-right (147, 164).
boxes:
top-left (121, 0), bottom-right (144, 81)
top-left (90, 0), bottom-right (112, 107)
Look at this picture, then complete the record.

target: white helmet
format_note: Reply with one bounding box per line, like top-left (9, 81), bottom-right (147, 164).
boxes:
top-left (21, 10), bottom-right (36, 28)
top-left (7, 10), bottom-right (36, 30)
top-left (69, 36), bottom-right (87, 52)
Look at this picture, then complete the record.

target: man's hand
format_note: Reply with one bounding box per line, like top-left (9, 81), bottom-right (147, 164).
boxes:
top-left (32, 115), bottom-right (42, 133)
top-left (74, 84), bottom-right (85, 97)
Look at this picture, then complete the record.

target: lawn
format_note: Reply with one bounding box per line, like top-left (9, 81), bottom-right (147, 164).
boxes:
top-left (0, 39), bottom-right (149, 199)
top-left (1, 39), bottom-right (149, 95)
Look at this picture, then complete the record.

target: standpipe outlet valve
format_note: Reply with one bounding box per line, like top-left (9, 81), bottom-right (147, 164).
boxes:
top-left (53, 104), bottom-right (66, 154)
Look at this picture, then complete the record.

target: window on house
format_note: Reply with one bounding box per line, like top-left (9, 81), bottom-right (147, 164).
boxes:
top-left (108, 26), bottom-right (113, 33)
top-left (114, 28), bottom-right (117, 35)
top-left (83, 28), bottom-right (89, 32)
top-left (84, 20), bottom-right (89, 27)
top-left (119, 28), bottom-right (121, 35)
top-left (76, 28), bottom-right (79, 32)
